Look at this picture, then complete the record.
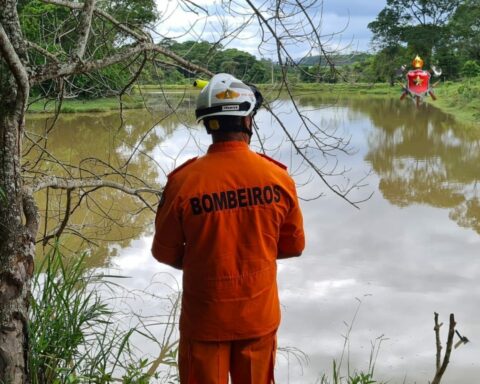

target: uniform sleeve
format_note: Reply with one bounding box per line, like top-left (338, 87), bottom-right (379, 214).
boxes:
top-left (151, 181), bottom-right (185, 269)
top-left (278, 180), bottom-right (305, 258)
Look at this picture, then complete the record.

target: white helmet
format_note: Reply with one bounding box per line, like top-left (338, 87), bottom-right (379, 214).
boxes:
top-left (195, 73), bottom-right (262, 123)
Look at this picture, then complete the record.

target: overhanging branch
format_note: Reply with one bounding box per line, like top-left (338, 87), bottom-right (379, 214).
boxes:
top-left (25, 41), bottom-right (60, 63)
top-left (41, 0), bottom-right (148, 42)
top-left (27, 176), bottom-right (161, 196)
top-left (0, 23), bottom-right (30, 109)
top-left (30, 42), bottom-right (213, 84)
top-left (25, 176), bottom-right (162, 213)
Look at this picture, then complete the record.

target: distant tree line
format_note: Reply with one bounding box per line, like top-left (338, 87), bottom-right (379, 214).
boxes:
top-left (151, 39), bottom-right (274, 85)
top-left (21, 0), bottom-right (480, 98)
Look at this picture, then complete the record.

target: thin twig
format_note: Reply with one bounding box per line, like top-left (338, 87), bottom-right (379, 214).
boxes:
top-left (432, 313), bottom-right (456, 384)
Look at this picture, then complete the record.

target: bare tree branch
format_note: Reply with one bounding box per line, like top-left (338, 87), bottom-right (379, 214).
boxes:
top-left (117, 52), bottom-right (147, 126)
top-left (74, 0), bottom-right (96, 60)
top-left (30, 42), bottom-right (213, 84)
top-left (434, 312), bottom-right (443, 372)
top-left (179, 0), bottom-right (209, 15)
top-left (42, 188), bottom-right (72, 245)
top-left (41, 0), bottom-right (149, 42)
top-left (25, 41), bottom-right (60, 63)
top-left (432, 313), bottom-right (456, 384)
top-left (28, 176), bottom-right (161, 196)
top-left (0, 23), bottom-right (29, 111)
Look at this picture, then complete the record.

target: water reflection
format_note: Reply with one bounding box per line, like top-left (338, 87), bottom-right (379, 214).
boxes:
top-left (25, 96), bottom-right (480, 383)
top-left (294, 95), bottom-right (480, 235)
top-left (357, 99), bottom-right (480, 235)
top-left (25, 108), bottom-right (198, 265)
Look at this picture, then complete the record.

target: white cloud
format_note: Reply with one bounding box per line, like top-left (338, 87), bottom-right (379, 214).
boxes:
top-left (153, 0), bottom-right (385, 58)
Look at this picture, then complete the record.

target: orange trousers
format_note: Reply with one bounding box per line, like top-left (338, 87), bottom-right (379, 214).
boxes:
top-left (178, 331), bottom-right (277, 384)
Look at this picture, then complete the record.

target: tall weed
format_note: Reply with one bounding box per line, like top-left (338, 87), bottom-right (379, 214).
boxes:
top-left (315, 300), bottom-right (387, 384)
top-left (29, 246), bottom-right (179, 383)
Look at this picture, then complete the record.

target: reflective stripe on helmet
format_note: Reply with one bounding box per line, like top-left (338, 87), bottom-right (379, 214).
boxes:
top-left (195, 101), bottom-right (252, 120)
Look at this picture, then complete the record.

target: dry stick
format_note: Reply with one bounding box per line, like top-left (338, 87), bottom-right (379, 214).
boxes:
top-left (25, 41), bottom-right (60, 62)
top-left (147, 294), bottom-right (181, 376)
top-left (118, 51), bottom-right (148, 131)
top-left (434, 312), bottom-right (443, 372)
top-left (432, 313), bottom-right (456, 384)
top-left (43, 186), bottom-right (50, 246)
top-left (28, 176), bottom-right (161, 204)
top-left (42, 188), bottom-right (72, 245)
top-left (23, 78), bottom-right (66, 168)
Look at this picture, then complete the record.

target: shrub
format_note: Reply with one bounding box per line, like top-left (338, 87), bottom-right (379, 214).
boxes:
top-left (461, 60), bottom-right (480, 78)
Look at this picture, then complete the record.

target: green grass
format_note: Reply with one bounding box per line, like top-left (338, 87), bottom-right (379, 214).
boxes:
top-left (29, 245), bottom-right (179, 383)
top-left (28, 95), bottom-right (147, 114)
top-left (427, 77), bottom-right (480, 125)
top-left (133, 84), bottom-right (195, 91)
top-left (274, 82), bottom-right (399, 96)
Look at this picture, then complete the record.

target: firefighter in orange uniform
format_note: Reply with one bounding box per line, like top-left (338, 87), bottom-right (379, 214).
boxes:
top-left (152, 73), bottom-right (305, 384)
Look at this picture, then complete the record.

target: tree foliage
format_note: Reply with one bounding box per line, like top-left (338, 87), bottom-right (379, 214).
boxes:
top-left (153, 40), bottom-right (271, 84)
top-left (368, 0), bottom-right (460, 55)
top-left (18, 0), bottom-right (157, 97)
top-left (368, 0), bottom-right (478, 81)
top-left (461, 60), bottom-right (480, 77)
top-left (449, 0), bottom-right (480, 62)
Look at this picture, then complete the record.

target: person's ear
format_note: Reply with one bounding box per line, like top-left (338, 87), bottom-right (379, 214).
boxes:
top-left (243, 115), bottom-right (253, 130)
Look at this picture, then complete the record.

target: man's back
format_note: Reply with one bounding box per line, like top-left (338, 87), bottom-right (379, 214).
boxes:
top-left (152, 140), bottom-right (304, 341)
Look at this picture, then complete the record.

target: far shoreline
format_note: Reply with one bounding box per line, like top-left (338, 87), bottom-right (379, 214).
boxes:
top-left (27, 80), bottom-right (480, 127)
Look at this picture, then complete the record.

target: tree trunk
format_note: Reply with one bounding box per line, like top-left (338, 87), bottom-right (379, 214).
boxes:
top-left (0, 1), bottom-right (37, 382)
top-left (0, 114), bottom-right (35, 383)
top-left (0, 72), bottom-right (36, 384)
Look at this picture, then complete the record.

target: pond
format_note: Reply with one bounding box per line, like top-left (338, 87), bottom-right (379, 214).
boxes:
top-left (27, 94), bottom-right (480, 383)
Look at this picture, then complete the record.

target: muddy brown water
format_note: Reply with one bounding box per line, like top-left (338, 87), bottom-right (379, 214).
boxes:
top-left (27, 95), bottom-right (480, 383)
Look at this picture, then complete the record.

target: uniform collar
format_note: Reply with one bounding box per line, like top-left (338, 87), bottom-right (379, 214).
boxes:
top-left (207, 141), bottom-right (250, 153)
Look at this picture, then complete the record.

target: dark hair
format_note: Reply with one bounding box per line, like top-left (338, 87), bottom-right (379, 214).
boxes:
top-left (203, 116), bottom-right (246, 134)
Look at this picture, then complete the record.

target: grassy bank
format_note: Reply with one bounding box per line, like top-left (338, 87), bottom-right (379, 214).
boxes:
top-left (427, 77), bottom-right (480, 125)
top-left (28, 95), bottom-right (147, 114)
top-left (27, 83), bottom-right (399, 114)
top-left (27, 80), bottom-right (479, 127)
top-left (271, 82), bottom-right (400, 97)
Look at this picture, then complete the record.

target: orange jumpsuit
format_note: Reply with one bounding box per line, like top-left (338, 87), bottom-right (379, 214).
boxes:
top-left (152, 141), bottom-right (305, 383)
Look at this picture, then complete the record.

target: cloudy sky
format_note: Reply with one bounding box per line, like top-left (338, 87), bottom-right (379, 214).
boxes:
top-left (108, 99), bottom-right (480, 383)
top-left (320, 0), bottom-right (387, 51)
top-left (155, 0), bottom-right (388, 57)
